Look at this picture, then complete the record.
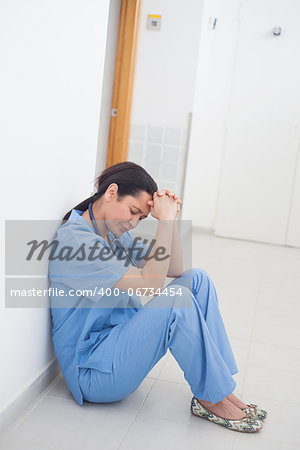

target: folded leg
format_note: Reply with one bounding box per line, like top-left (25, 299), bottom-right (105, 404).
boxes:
top-left (80, 279), bottom-right (236, 404)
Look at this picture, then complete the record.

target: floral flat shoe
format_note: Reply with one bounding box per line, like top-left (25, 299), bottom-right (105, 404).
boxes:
top-left (190, 397), bottom-right (263, 433)
top-left (242, 403), bottom-right (268, 421)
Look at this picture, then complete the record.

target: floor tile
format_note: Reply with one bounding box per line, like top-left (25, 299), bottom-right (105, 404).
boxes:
top-left (251, 305), bottom-right (300, 348)
top-left (257, 281), bottom-right (300, 306)
top-left (0, 435), bottom-right (51, 450)
top-left (261, 246), bottom-right (300, 285)
top-left (4, 379), bottom-right (154, 450)
top-left (243, 365), bottom-right (300, 404)
top-left (230, 338), bottom-right (251, 366)
top-left (209, 263), bottom-right (262, 296)
top-left (193, 234), bottom-right (267, 265)
top-left (146, 352), bottom-right (170, 380)
top-left (248, 342), bottom-right (300, 374)
top-left (120, 415), bottom-right (235, 450)
top-left (158, 353), bottom-right (187, 385)
top-left (45, 375), bottom-right (74, 402)
top-left (218, 289), bottom-right (259, 306)
top-left (220, 301), bottom-right (257, 341)
top-left (239, 395), bottom-right (300, 446)
top-left (135, 380), bottom-right (193, 425)
top-left (233, 434), bottom-right (300, 450)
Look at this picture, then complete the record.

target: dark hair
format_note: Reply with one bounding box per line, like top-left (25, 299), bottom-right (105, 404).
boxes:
top-left (62, 161), bottom-right (158, 221)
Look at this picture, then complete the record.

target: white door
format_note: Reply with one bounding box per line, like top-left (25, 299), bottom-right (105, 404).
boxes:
top-left (214, 0), bottom-right (300, 246)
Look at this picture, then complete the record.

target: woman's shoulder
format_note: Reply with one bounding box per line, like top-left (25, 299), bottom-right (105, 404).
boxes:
top-left (54, 209), bottom-right (101, 244)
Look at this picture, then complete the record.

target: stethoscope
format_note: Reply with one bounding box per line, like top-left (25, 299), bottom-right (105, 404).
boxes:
top-left (88, 202), bottom-right (138, 267)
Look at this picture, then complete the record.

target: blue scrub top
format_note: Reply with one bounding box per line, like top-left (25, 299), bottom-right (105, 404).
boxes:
top-left (48, 209), bottom-right (148, 405)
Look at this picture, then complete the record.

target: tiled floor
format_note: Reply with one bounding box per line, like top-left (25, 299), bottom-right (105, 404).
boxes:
top-left (1, 233), bottom-right (300, 449)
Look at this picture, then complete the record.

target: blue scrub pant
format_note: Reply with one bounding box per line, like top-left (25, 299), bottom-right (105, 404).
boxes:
top-left (79, 268), bottom-right (238, 405)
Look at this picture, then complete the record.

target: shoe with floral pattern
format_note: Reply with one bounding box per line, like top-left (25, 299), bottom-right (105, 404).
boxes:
top-left (190, 396), bottom-right (263, 433)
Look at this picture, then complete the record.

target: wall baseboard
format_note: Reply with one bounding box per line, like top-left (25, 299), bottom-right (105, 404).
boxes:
top-left (192, 226), bottom-right (214, 235)
top-left (0, 358), bottom-right (61, 437)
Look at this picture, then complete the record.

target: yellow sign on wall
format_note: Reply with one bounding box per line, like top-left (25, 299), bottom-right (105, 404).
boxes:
top-left (147, 14), bottom-right (162, 31)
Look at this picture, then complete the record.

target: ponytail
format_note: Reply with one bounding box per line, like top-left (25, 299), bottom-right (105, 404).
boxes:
top-left (62, 193), bottom-right (98, 221)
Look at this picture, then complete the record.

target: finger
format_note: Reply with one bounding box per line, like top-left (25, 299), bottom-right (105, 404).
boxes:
top-left (165, 190), bottom-right (175, 197)
top-left (167, 190), bottom-right (179, 197)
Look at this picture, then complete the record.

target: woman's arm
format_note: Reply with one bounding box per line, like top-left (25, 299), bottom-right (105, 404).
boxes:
top-left (134, 191), bottom-right (183, 277)
top-left (136, 221), bottom-right (182, 275)
top-left (114, 193), bottom-right (177, 292)
top-left (167, 219), bottom-right (184, 278)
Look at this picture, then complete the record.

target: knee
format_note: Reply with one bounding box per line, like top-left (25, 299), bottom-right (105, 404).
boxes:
top-left (164, 284), bottom-right (195, 309)
top-left (180, 268), bottom-right (212, 292)
top-left (164, 283), bottom-right (191, 297)
top-left (192, 269), bottom-right (214, 295)
top-left (181, 267), bottom-right (211, 279)
top-left (191, 267), bottom-right (211, 280)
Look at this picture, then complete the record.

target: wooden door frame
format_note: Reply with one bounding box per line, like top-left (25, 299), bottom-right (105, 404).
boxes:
top-left (106, 0), bottom-right (142, 167)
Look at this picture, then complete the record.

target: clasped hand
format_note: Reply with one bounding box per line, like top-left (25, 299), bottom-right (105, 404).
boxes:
top-left (147, 189), bottom-right (182, 220)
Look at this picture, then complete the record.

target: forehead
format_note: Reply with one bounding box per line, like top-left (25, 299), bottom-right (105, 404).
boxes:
top-left (123, 192), bottom-right (152, 214)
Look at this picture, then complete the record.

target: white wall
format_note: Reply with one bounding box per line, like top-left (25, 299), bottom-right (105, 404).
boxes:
top-left (0, 0), bottom-right (110, 412)
top-left (130, 0), bottom-right (204, 127)
top-left (182, 0), bottom-right (300, 248)
top-left (128, 0), bottom-right (204, 197)
top-left (182, 0), bottom-right (241, 227)
top-left (213, 0), bottom-right (300, 246)
top-left (95, 0), bottom-right (122, 180)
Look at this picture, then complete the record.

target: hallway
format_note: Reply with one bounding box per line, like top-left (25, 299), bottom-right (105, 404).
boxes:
top-left (1, 232), bottom-right (299, 449)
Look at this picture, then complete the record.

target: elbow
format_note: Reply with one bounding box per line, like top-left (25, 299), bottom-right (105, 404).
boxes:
top-left (167, 269), bottom-right (184, 278)
top-left (141, 272), bottom-right (166, 291)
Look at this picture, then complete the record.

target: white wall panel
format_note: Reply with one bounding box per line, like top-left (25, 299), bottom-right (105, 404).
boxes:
top-left (182, 0), bottom-right (241, 226)
top-left (0, 0), bottom-right (110, 412)
top-left (214, 0), bottom-right (300, 245)
top-left (128, 0), bottom-right (204, 199)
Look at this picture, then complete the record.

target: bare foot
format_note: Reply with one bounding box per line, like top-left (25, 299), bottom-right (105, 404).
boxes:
top-left (226, 393), bottom-right (248, 410)
top-left (196, 397), bottom-right (247, 420)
